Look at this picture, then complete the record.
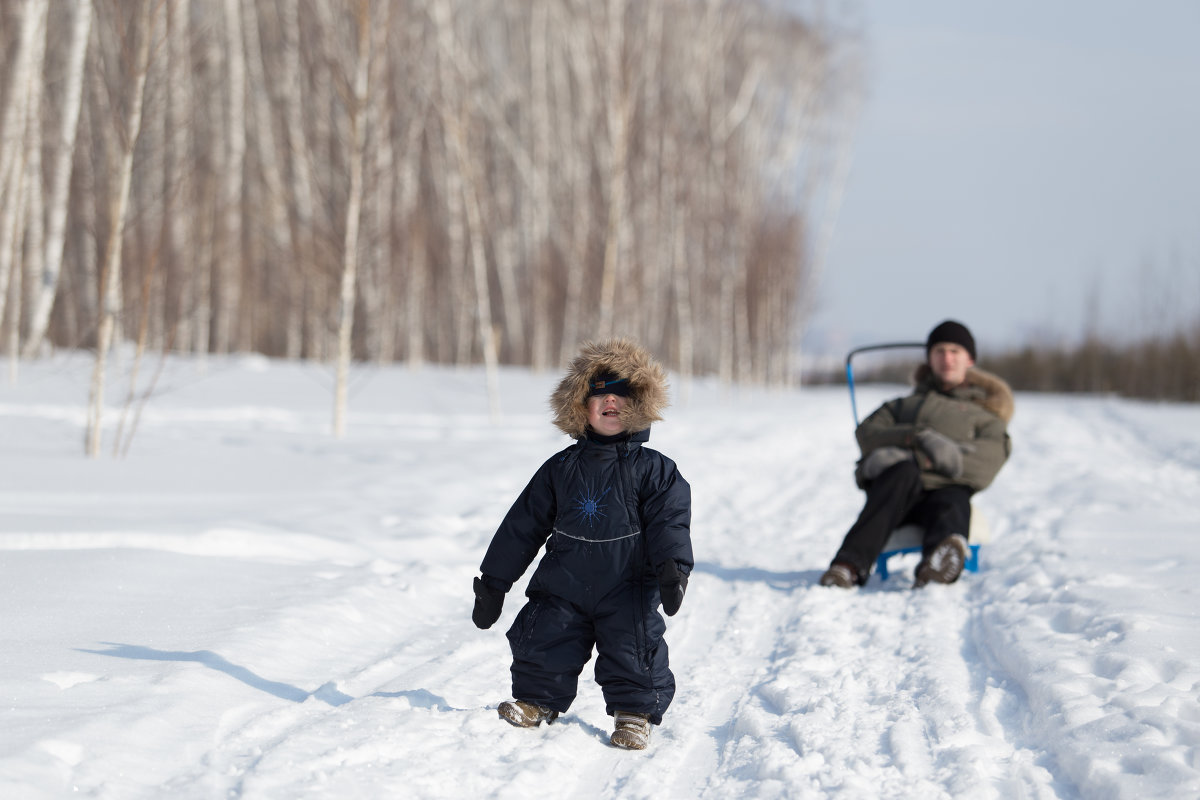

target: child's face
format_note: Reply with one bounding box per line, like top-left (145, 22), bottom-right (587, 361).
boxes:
top-left (586, 394), bottom-right (628, 436)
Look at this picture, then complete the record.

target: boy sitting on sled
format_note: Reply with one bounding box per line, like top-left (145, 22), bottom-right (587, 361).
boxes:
top-left (821, 320), bottom-right (1014, 589)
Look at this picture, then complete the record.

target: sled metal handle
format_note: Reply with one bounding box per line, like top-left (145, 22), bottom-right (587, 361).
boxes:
top-left (845, 342), bottom-right (925, 426)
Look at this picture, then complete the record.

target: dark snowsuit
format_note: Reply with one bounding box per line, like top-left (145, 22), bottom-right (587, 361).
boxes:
top-left (479, 427), bottom-right (692, 724)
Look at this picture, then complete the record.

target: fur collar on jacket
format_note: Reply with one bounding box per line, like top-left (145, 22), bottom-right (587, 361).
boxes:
top-left (551, 338), bottom-right (669, 439)
top-left (913, 364), bottom-right (1015, 424)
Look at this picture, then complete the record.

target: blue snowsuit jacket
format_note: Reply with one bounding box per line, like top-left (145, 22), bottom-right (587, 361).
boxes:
top-left (480, 427), bottom-right (693, 607)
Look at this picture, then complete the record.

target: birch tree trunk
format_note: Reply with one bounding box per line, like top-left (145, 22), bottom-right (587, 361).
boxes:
top-left (432, 0), bottom-right (500, 417)
top-left (86, 0), bottom-right (155, 458)
top-left (673, 204), bottom-right (695, 401)
top-left (332, 0), bottom-right (371, 439)
top-left (163, 0), bottom-right (195, 354)
top-left (0, 0), bottom-right (48, 349)
top-left (0, 167), bottom-right (26, 355)
top-left (190, 6), bottom-right (226, 362)
top-left (490, 176), bottom-right (524, 362)
top-left (458, 140), bottom-right (502, 420)
top-left (11, 0), bottom-right (47, 369)
top-left (59, 79), bottom-right (99, 349)
top-left (278, 0), bottom-right (317, 359)
top-left (6, 209), bottom-right (24, 380)
top-left (241, 0), bottom-right (293, 351)
top-left (596, 0), bottom-right (631, 340)
top-left (362, 4), bottom-right (395, 364)
top-left (558, 9), bottom-right (598, 364)
top-left (527, 0), bottom-right (552, 371)
top-left (405, 220), bottom-right (427, 368)
top-left (398, 112), bottom-right (426, 368)
top-left (635, 1), bottom-right (665, 352)
top-left (13, 94), bottom-right (45, 376)
top-left (214, 0), bottom-right (246, 354)
top-left (24, 0), bottom-right (92, 357)
top-left (0, 0), bottom-right (46, 199)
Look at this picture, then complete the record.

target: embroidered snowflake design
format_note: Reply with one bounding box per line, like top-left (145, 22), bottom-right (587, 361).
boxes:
top-left (572, 485), bottom-right (613, 528)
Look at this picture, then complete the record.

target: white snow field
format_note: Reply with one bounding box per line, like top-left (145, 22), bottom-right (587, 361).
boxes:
top-left (2, 353), bottom-right (1198, 799)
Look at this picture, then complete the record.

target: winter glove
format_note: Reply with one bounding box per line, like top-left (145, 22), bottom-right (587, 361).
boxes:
top-left (656, 560), bottom-right (688, 617)
top-left (860, 446), bottom-right (914, 481)
top-left (472, 576), bottom-right (505, 629)
top-left (915, 429), bottom-right (965, 479)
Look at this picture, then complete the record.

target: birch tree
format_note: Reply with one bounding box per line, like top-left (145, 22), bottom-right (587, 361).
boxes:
top-left (398, 109), bottom-right (428, 369)
top-left (162, 0), bottom-right (195, 353)
top-left (0, 0), bottom-right (46, 203)
top-left (11, 72), bottom-right (44, 377)
top-left (275, 0), bottom-right (318, 359)
top-left (596, 0), bottom-right (633, 340)
top-left (8, 0), bottom-right (48, 375)
top-left (360, 2), bottom-right (396, 364)
top-left (23, 0), bottom-right (92, 357)
top-left (556, 6), bottom-right (601, 364)
top-left (85, 0), bottom-right (156, 458)
top-left (8, 0), bottom-right (858, 420)
top-left (0, 0), bottom-right (49, 357)
top-left (241, 0), bottom-right (294, 354)
top-left (332, 0), bottom-right (371, 438)
top-left (526, 0), bottom-right (554, 370)
top-left (431, 0), bottom-right (501, 418)
top-left (212, 0), bottom-right (246, 355)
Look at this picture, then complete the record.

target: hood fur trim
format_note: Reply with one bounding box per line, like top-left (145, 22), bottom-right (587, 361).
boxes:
top-left (914, 364), bottom-right (1015, 423)
top-left (551, 338), bottom-right (669, 438)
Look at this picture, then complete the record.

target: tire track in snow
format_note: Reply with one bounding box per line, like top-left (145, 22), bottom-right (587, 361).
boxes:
top-left (968, 397), bottom-right (1200, 799)
top-left (654, 396), bottom-right (1063, 798)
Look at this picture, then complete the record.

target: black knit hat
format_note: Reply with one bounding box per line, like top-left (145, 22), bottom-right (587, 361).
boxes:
top-left (926, 320), bottom-right (976, 361)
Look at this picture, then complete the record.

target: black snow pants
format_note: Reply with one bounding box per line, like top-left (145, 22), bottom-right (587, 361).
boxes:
top-left (505, 581), bottom-right (674, 725)
top-left (833, 459), bottom-right (972, 584)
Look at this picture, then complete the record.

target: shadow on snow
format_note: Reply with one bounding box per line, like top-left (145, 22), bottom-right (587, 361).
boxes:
top-left (78, 642), bottom-right (353, 706)
top-left (692, 561), bottom-right (819, 588)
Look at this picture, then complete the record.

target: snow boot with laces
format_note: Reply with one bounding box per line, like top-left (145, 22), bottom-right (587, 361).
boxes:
top-left (498, 700), bottom-right (558, 727)
top-left (610, 711), bottom-right (651, 750)
top-left (819, 562), bottom-right (858, 588)
top-left (913, 533), bottom-right (969, 588)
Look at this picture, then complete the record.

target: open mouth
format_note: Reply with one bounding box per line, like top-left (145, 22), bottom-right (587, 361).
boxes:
top-left (603, 409), bottom-right (618, 417)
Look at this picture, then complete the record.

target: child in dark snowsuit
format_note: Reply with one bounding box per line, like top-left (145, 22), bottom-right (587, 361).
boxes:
top-left (471, 338), bottom-right (693, 750)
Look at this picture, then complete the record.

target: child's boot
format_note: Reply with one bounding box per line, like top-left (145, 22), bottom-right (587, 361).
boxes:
top-left (498, 700), bottom-right (558, 727)
top-left (609, 711), bottom-right (651, 750)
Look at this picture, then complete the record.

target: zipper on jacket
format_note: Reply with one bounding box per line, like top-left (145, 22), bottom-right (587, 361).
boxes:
top-left (616, 442), bottom-right (651, 668)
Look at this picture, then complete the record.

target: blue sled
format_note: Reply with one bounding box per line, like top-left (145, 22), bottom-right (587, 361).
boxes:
top-left (876, 542), bottom-right (981, 581)
top-left (873, 513), bottom-right (989, 581)
top-left (845, 343), bottom-right (992, 583)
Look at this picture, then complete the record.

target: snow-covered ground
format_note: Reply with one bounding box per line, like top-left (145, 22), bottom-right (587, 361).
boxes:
top-left (2, 353), bottom-right (1198, 799)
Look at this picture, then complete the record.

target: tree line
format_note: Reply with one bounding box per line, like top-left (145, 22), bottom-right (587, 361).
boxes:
top-left (1, 0), bottom-right (861, 451)
top-left (987, 330), bottom-right (1200, 403)
top-left (809, 325), bottom-right (1200, 404)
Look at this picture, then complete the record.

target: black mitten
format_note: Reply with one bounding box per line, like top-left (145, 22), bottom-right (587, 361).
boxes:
top-left (656, 560), bottom-right (688, 616)
top-left (472, 576), bottom-right (505, 629)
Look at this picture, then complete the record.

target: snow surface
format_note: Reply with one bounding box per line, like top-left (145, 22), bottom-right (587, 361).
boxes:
top-left (2, 353), bottom-right (1198, 799)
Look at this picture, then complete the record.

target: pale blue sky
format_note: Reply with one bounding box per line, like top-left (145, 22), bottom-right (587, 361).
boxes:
top-left (809, 0), bottom-right (1200, 357)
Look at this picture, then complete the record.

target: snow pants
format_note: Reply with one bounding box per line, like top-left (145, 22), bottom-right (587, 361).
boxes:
top-left (505, 581), bottom-right (674, 725)
top-left (833, 460), bottom-right (972, 584)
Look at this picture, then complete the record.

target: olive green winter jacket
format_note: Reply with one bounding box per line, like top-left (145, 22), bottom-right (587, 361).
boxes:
top-left (854, 365), bottom-right (1014, 492)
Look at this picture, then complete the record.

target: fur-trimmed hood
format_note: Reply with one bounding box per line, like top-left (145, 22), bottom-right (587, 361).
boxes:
top-left (551, 338), bottom-right (669, 438)
top-left (914, 364), bottom-right (1015, 423)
